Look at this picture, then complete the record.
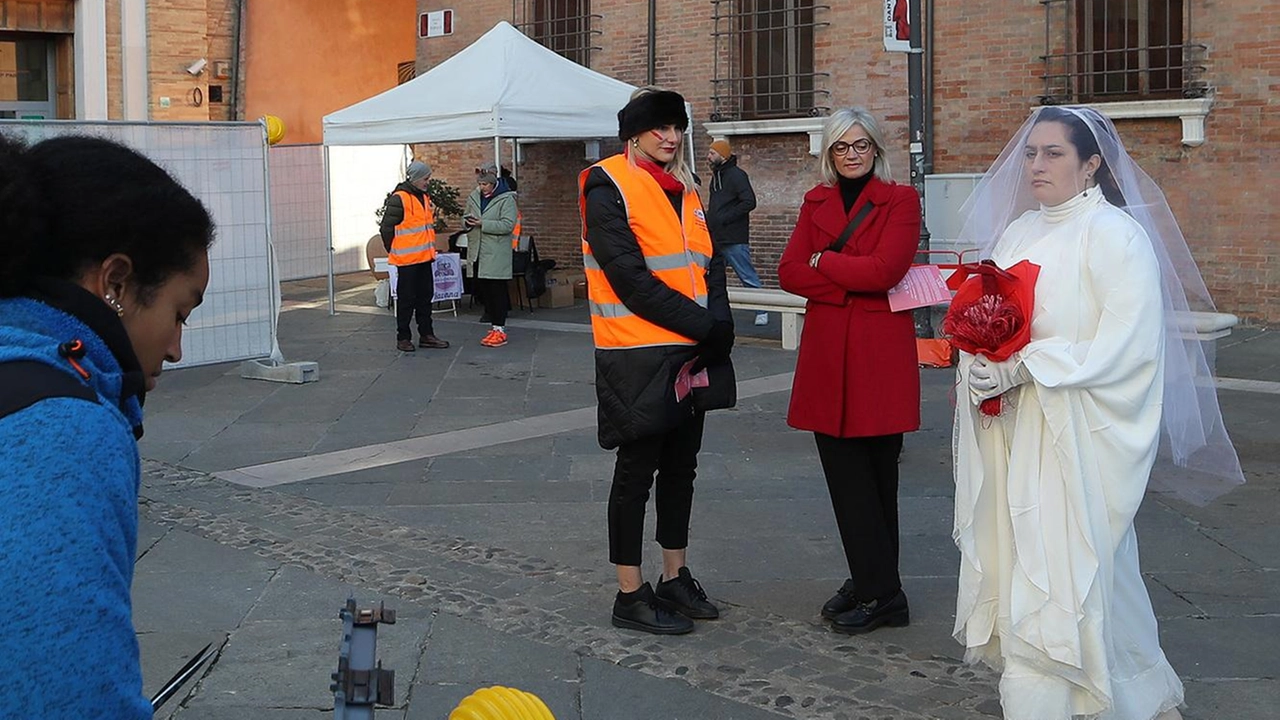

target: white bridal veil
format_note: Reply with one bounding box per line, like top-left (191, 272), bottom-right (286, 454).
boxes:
top-left (954, 106), bottom-right (1245, 504)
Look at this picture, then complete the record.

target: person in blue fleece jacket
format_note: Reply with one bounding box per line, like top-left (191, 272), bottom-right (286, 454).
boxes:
top-left (0, 133), bottom-right (214, 717)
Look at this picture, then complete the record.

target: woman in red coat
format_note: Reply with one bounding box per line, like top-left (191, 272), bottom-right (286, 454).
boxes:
top-left (777, 106), bottom-right (921, 635)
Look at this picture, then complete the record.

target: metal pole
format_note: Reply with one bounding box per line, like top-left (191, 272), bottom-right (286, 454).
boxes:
top-left (261, 122), bottom-right (284, 361)
top-left (323, 143), bottom-right (336, 316)
top-left (907, 0), bottom-right (932, 337)
top-left (685, 104), bottom-right (696, 172)
top-left (647, 0), bottom-right (656, 85)
top-left (924, 0), bottom-right (935, 173)
top-left (493, 135), bottom-right (501, 172)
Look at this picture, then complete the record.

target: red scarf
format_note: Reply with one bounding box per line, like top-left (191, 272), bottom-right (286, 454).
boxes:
top-left (631, 152), bottom-right (686, 194)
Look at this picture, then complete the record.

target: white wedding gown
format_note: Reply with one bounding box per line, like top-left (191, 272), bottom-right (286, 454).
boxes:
top-left (953, 188), bottom-right (1185, 720)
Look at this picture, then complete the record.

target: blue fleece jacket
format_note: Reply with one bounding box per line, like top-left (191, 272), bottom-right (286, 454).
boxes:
top-left (0, 292), bottom-right (152, 718)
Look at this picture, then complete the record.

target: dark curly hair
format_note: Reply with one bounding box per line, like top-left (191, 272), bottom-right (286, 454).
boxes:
top-left (0, 133), bottom-right (215, 302)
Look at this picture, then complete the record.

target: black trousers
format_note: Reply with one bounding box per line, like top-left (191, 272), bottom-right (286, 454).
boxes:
top-left (608, 411), bottom-right (706, 566)
top-left (395, 261), bottom-right (435, 341)
top-left (476, 278), bottom-right (510, 326)
top-left (814, 432), bottom-right (904, 602)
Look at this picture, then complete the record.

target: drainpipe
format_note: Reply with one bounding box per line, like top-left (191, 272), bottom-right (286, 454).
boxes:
top-left (646, 0), bottom-right (656, 85)
top-left (908, 0), bottom-right (931, 336)
top-left (924, 0), bottom-right (934, 174)
top-left (230, 0), bottom-right (247, 120)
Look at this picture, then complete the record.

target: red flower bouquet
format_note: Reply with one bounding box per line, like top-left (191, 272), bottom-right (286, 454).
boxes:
top-left (942, 259), bottom-right (1041, 416)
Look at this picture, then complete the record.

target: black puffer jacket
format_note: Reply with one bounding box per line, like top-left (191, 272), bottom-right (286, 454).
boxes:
top-left (379, 181), bottom-right (428, 253)
top-left (582, 165), bottom-right (732, 450)
top-left (706, 155), bottom-right (756, 248)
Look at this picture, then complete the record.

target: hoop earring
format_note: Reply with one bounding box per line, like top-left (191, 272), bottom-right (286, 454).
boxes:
top-left (105, 294), bottom-right (125, 317)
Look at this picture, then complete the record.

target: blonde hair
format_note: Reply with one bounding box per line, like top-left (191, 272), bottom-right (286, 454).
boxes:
top-left (818, 107), bottom-right (893, 185)
top-left (624, 86), bottom-right (696, 193)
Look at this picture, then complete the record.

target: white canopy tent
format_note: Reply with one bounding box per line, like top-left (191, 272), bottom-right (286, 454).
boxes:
top-left (323, 21), bottom-right (640, 145)
top-left (320, 22), bottom-right (696, 313)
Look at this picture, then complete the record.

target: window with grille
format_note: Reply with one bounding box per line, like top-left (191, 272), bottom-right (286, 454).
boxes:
top-left (711, 0), bottom-right (830, 121)
top-left (1041, 0), bottom-right (1207, 103)
top-left (514, 0), bottom-right (599, 67)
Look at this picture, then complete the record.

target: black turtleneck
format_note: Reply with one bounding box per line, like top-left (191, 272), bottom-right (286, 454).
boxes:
top-left (838, 172), bottom-right (873, 215)
top-left (27, 277), bottom-right (149, 422)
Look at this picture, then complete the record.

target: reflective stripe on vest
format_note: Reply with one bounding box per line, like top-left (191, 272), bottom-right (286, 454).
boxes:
top-left (390, 190), bottom-right (437, 266)
top-left (511, 211), bottom-right (523, 250)
top-left (578, 154), bottom-right (713, 350)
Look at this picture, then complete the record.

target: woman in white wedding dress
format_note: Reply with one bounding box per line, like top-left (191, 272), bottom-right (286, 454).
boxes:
top-left (950, 107), bottom-right (1244, 720)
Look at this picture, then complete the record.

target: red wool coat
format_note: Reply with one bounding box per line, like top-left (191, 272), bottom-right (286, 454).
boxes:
top-left (777, 177), bottom-right (922, 438)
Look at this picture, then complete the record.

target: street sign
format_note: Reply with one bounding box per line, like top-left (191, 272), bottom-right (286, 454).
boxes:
top-left (418, 10), bottom-right (454, 39)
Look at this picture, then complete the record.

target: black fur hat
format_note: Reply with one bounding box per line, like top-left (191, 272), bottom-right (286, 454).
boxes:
top-left (617, 90), bottom-right (689, 142)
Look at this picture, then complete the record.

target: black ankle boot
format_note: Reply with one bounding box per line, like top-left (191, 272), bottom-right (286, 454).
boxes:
top-left (821, 578), bottom-right (858, 620)
top-left (831, 589), bottom-right (910, 635)
top-left (612, 582), bottom-right (694, 635)
top-left (655, 567), bottom-right (720, 620)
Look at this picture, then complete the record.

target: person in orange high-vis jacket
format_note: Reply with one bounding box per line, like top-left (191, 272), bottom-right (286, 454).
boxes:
top-left (580, 88), bottom-right (735, 636)
top-left (380, 160), bottom-right (448, 352)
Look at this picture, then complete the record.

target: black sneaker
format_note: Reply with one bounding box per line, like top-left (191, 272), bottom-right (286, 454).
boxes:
top-left (655, 567), bottom-right (720, 620)
top-left (831, 589), bottom-right (909, 635)
top-left (612, 583), bottom-right (694, 635)
top-left (821, 578), bottom-right (858, 620)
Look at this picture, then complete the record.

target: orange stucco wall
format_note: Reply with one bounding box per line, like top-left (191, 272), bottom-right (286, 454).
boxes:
top-left (244, 0), bottom-right (416, 145)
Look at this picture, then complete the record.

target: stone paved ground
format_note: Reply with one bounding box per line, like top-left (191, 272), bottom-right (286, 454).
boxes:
top-left (132, 275), bottom-right (1279, 719)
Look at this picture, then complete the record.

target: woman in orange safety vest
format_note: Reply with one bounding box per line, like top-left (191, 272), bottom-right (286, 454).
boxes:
top-left (579, 87), bottom-right (735, 636)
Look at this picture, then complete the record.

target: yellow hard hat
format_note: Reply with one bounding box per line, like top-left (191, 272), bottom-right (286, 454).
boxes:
top-left (449, 685), bottom-right (555, 720)
top-left (262, 115), bottom-right (285, 145)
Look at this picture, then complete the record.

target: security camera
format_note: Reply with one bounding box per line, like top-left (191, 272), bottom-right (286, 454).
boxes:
top-left (185, 58), bottom-right (207, 76)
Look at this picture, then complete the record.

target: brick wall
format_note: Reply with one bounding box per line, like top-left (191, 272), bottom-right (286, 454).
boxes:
top-left (147, 0), bottom-right (211, 121)
top-left (104, 0), bottom-right (122, 118)
top-left (416, 1), bottom-right (1279, 322)
top-left (205, 0), bottom-right (237, 121)
top-left (930, 0), bottom-right (1280, 322)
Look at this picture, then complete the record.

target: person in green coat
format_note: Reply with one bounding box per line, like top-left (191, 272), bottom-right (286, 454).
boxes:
top-left (463, 169), bottom-right (518, 347)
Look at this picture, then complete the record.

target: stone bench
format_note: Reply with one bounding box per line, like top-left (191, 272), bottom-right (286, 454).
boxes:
top-left (1178, 310), bottom-right (1239, 341)
top-left (728, 287), bottom-right (807, 350)
top-left (728, 289), bottom-right (1239, 349)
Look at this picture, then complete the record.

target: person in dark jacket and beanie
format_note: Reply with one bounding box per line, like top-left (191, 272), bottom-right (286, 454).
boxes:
top-left (706, 139), bottom-right (767, 326)
top-left (579, 87), bottom-right (735, 635)
top-left (380, 160), bottom-right (449, 352)
top-left (777, 107), bottom-right (921, 635)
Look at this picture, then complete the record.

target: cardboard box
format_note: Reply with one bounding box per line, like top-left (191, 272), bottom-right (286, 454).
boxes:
top-left (507, 280), bottom-right (525, 308)
top-left (537, 269), bottom-right (584, 309)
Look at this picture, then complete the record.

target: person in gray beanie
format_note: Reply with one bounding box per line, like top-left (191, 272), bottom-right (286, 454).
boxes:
top-left (379, 160), bottom-right (449, 351)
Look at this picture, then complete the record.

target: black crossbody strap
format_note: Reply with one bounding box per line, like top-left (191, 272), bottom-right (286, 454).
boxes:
top-left (827, 201), bottom-right (876, 254)
top-left (0, 360), bottom-right (99, 420)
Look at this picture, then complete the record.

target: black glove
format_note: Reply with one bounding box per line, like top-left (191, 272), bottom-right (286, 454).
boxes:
top-left (691, 320), bottom-right (734, 373)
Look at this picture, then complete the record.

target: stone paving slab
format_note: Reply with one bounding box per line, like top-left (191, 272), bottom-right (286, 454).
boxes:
top-left (129, 282), bottom-right (1278, 719)
top-left (140, 460), bottom-right (1000, 720)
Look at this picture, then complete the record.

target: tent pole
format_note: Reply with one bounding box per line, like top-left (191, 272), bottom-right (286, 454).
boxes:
top-left (493, 136), bottom-right (501, 172)
top-left (323, 143), bottom-right (336, 316)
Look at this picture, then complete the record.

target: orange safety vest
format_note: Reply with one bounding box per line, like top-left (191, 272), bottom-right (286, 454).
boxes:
top-left (579, 154), bottom-right (712, 350)
top-left (389, 190), bottom-right (437, 266)
top-left (511, 211), bottom-right (523, 250)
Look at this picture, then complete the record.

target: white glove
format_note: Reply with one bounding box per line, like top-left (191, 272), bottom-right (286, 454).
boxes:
top-left (968, 355), bottom-right (1030, 404)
